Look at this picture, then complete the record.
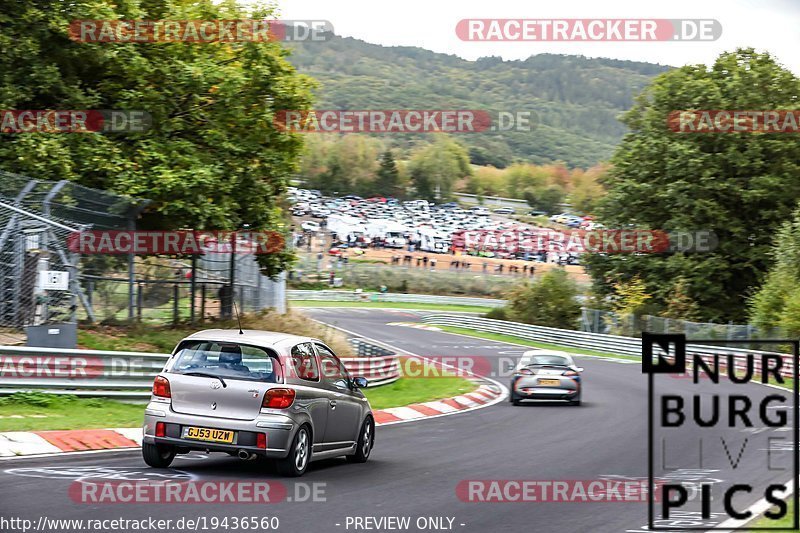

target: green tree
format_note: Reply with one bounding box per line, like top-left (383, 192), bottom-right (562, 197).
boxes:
top-left (523, 185), bottom-right (564, 214)
top-left (0, 0), bottom-right (315, 276)
top-left (505, 269), bottom-right (581, 329)
top-left (662, 278), bottom-right (700, 321)
top-left (373, 150), bottom-right (401, 197)
top-left (749, 203), bottom-right (800, 335)
top-left (583, 49), bottom-right (800, 321)
top-left (408, 136), bottom-right (471, 201)
top-left (612, 275), bottom-right (653, 317)
top-left (569, 164), bottom-right (608, 213)
top-left (315, 136), bottom-right (382, 195)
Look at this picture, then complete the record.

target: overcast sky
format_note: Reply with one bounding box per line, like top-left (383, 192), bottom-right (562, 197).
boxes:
top-left (275, 0), bottom-right (800, 74)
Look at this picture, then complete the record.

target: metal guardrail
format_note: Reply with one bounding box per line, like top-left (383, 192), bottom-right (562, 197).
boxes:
top-left (288, 290), bottom-right (505, 308)
top-left (0, 339), bottom-right (400, 399)
top-left (420, 314), bottom-right (796, 377)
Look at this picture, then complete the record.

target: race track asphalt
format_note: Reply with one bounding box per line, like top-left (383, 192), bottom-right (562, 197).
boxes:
top-left (0, 308), bottom-right (794, 533)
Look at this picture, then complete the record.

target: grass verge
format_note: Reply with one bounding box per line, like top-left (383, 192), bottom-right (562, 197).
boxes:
top-left (0, 374), bottom-right (477, 431)
top-left (78, 309), bottom-right (355, 357)
top-left (434, 325), bottom-right (640, 361)
top-left (289, 300), bottom-right (497, 313)
top-left (752, 500), bottom-right (795, 529)
top-left (362, 376), bottom-right (476, 410)
top-left (0, 393), bottom-right (145, 432)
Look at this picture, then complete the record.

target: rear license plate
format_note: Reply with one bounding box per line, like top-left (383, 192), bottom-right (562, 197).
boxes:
top-left (538, 379), bottom-right (560, 386)
top-left (183, 426), bottom-right (235, 443)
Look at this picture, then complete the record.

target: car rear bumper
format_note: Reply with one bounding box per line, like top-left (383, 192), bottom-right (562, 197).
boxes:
top-left (512, 378), bottom-right (580, 402)
top-left (143, 402), bottom-right (296, 458)
top-left (515, 388), bottom-right (579, 401)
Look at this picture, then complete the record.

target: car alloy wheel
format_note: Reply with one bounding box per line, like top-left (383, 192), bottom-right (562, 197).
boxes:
top-left (294, 428), bottom-right (309, 471)
top-left (361, 421), bottom-right (372, 457)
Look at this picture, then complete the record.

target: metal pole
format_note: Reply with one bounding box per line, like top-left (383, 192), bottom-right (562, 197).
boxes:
top-left (190, 255), bottom-right (197, 324)
top-left (136, 282), bottom-right (143, 322)
top-left (0, 180), bottom-right (38, 253)
top-left (200, 283), bottom-right (206, 322)
top-left (256, 268), bottom-right (262, 312)
top-left (173, 283), bottom-right (179, 326)
top-left (41, 181), bottom-right (68, 325)
top-left (228, 232), bottom-right (236, 319)
top-left (87, 280), bottom-right (93, 308)
top-left (127, 215), bottom-right (135, 322)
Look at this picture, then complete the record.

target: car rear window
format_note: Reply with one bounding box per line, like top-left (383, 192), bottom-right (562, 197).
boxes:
top-left (529, 355), bottom-right (570, 366)
top-left (170, 341), bottom-right (283, 383)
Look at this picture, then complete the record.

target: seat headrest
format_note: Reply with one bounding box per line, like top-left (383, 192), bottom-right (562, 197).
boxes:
top-left (218, 344), bottom-right (242, 365)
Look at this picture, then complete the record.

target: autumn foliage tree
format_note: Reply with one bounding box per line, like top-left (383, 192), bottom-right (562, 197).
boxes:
top-left (0, 0), bottom-right (315, 275)
top-left (584, 49), bottom-right (800, 321)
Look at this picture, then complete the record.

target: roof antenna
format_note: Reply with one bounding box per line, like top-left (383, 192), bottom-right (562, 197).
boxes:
top-left (232, 300), bottom-right (244, 335)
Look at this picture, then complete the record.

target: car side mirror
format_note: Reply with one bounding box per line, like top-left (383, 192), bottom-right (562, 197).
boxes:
top-left (352, 376), bottom-right (368, 389)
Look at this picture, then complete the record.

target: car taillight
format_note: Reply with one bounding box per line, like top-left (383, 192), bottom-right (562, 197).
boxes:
top-left (153, 376), bottom-right (171, 398)
top-left (256, 433), bottom-right (267, 449)
top-left (563, 370), bottom-right (578, 377)
top-left (262, 388), bottom-right (296, 409)
top-left (517, 368), bottom-right (534, 375)
top-left (155, 422), bottom-right (166, 437)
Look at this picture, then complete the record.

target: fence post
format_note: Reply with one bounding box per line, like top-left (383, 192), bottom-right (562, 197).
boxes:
top-left (136, 282), bottom-right (143, 322)
top-left (173, 283), bottom-right (179, 326)
top-left (190, 255), bottom-right (197, 324)
top-left (87, 280), bottom-right (93, 308)
top-left (200, 283), bottom-right (206, 323)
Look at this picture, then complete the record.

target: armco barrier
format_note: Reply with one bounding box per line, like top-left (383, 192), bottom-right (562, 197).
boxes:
top-left (288, 290), bottom-right (505, 308)
top-left (0, 339), bottom-right (399, 399)
top-left (420, 314), bottom-right (796, 378)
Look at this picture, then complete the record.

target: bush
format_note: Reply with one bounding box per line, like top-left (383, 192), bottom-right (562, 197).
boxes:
top-left (0, 392), bottom-right (78, 407)
top-left (484, 307), bottom-right (508, 321)
top-left (505, 269), bottom-right (581, 329)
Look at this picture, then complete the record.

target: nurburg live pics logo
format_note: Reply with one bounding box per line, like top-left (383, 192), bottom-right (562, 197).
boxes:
top-left (642, 333), bottom-right (800, 530)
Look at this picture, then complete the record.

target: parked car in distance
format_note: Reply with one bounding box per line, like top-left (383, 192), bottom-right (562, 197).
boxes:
top-left (142, 330), bottom-right (375, 477)
top-left (493, 207), bottom-right (515, 215)
top-left (301, 221), bottom-right (321, 232)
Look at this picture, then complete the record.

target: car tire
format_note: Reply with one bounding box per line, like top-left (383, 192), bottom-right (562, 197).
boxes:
top-left (276, 426), bottom-right (311, 477)
top-left (142, 442), bottom-right (176, 468)
top-left (347, 417), bottom-right (374, 464)
top-left (570, 399), bottom-right (582, 406)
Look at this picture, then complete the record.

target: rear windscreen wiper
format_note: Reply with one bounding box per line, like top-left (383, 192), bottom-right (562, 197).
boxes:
top-left (183, 372), bottom-right (227, 388)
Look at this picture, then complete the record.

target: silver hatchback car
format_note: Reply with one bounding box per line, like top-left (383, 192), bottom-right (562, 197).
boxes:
top-left (142, 329), bottom-right (374, 476)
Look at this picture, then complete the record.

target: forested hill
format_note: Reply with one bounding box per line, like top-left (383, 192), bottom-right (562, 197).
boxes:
top-left (287, 35), bottom-right (671, 168)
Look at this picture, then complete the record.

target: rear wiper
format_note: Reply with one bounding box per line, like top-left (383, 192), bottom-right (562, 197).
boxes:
top-left (183, 372), bottom-right (227, 388)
